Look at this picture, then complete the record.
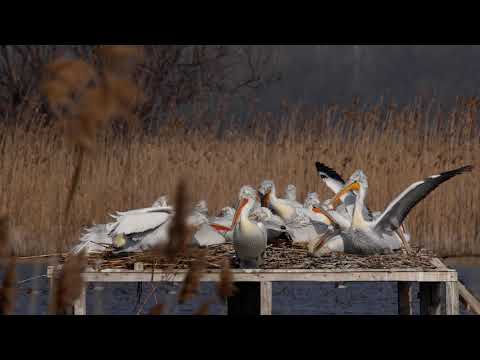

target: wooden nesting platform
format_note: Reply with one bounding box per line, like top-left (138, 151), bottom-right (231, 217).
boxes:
top-left (47, 244), bottom-right (460, 316)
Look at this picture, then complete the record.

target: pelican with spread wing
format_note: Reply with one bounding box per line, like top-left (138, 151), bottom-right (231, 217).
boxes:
top-left (311, 165), bottom-right (473, 255)
top-left (71, 197), bottom-right (218, 254)
top-left (313, 163), bottom-right (411, 251)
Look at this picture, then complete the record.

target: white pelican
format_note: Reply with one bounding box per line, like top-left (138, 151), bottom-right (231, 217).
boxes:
top-left (258, 180), bottom-right (302, 221)
top-left (316, 163), bottom-right (412, 246)
top-left (72, 198), bottom-right (218, 254)
top-left (232, 188), bottom-right (268, 268)
top-left (313, 165), bottom-right (473, 255)
top-left (284, 184), bottom-right (297, 202)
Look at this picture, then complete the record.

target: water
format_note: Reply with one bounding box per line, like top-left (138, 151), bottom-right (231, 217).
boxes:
top-left (7, 261), bottom-right (480, 315)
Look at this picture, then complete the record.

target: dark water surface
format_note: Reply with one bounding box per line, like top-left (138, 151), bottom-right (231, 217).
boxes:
top-left (7, 261), bottom-right (480, 315)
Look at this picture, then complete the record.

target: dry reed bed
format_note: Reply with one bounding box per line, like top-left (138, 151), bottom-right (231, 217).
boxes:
top-left (0, 100), bottom-right (478, 257)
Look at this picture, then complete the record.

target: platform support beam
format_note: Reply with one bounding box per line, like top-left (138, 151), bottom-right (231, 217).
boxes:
top-left (445, 281), bottom-right (459, 315)
top-left (397, 282), bottom-right (413, 315)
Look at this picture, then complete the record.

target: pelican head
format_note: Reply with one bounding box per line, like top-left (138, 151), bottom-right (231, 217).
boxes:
top-left (152, 195), bottom-right (169, 207)
top-left (331, 170), bottom-right (368, 209)
top-left (239, 185), bottom-right (258, 200)
top-left (258, 180), bottom-right (275, 208)
top-left (304, 192), bottom-right (320, 208)
top-left (258, 180), bottom-right (275, 196)
top-left (349, 170), bottom-right (368, 189)
top-left (285, 184), bottom-right (297, 201)
top-left (194, 200), bottom-right (208, 216)
top-left (217, 207), bottom-right (235, 217)
top-left (232, 192), bottom-right (257, 228)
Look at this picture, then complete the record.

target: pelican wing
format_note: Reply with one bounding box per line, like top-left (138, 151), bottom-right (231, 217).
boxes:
top-left (374, 165), bottom-right (473, 233)
top-left (315, 162), bottom-right (345, 194)
top-left (114, 206), bottom-right (174, 217)
top-left (110, 211), bottom-right (171, 237)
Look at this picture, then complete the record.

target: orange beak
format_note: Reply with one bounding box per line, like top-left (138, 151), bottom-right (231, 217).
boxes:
top-left (232, 198), bottom-right (249, 228)
top-left (261, 189), bottom-right (271, 208)
top-left (312, 206), bottom-right (335, 225)
top-left (331, 181), bottom-right (361, 209)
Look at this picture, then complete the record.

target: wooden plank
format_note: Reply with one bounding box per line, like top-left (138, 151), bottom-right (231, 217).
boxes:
top-left (73, 282), bottom-right (87, 316)
top-left (419, 283), bottom-right (442, 315)
top-left (260, 282), bottom-right (273, 315)
top-left (227, 283), bottom-right (260, 315)
top-left (48, 265), bottom-right (456, 276)
top-left (397, 282), bottom-right (412, 315)
top-left (445, 281), bottom-right (459, 315)
top-left (76, 270), bottom-right (457, 283)
top-left (458, 282), bottom-right (480, 315)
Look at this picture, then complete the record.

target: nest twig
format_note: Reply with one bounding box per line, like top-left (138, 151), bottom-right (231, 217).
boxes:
top-left (59, 243), bottom-right (437, 271)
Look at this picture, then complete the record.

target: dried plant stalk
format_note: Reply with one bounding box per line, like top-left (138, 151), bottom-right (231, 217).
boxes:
top-left (148, 303), bottom-right (165, 315)
top-left (217, 257), bottom-right (236, 302)
top-left (193, 300), bottom-right (212, 316)
top-left (0, 216), bottom-right (10, 258)
top-left (178, 250), bottom-right (206, 304)
top-left (0, 257), bottom-right (16, 315)
top-left (166, 180), bottom-right (191, 260)
top-left (50, 252), bottom-right (87, 315)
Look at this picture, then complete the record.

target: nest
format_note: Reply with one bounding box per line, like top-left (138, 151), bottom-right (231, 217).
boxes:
top-left (61, 242), bottom-right (437, 271)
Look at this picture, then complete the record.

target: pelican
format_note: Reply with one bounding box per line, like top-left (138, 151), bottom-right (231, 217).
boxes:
top-left (284, 184), bottom-right (298, 202)
top-left (312, 165), bottom-right (473, 255)
top-left (258, 180), bottom-right (302, 221)
top-left (232, 188), bottom-right (268, 268)
top-left (71, 195), bottom-right (173, 255)
top-left (72, 197), bottom-right (218, 254)
top-left (316, 163), bottom-right (412, 245)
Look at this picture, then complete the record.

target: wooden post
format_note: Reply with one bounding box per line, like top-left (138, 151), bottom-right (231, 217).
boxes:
top-left (260, 282), bottom-right (273, 315)
top-left (73, 282), bottom-right (87, 316)
top-left (445, 281), bottom-right (459, 315)
top-left (458, 281), bottom-right (480, 315)
top-left (419, 282), bottom-right (442, 315)
top-left (397, 282), bottom-right (412, 315)
top-left (227, 283), bottom-right (260, 315)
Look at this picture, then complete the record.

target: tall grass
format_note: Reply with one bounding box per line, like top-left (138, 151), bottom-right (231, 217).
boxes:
top-left (0, 99), bottom-right (478, 257)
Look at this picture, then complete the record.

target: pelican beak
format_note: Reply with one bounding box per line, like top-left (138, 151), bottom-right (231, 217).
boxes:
top-left (232, 198), bottom-right (249, 228)
top-left (210, 224), bottom-right (232, 233)
top-left (331, 181), bottom-right (361, 209)
top-left (312, 206), bottom-right (335, 225)
top-left (261, 189), bottom-right (271, 208)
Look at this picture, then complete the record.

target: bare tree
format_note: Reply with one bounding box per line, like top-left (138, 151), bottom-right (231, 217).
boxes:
top-left (0, 45), bottom-right (280, 124)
